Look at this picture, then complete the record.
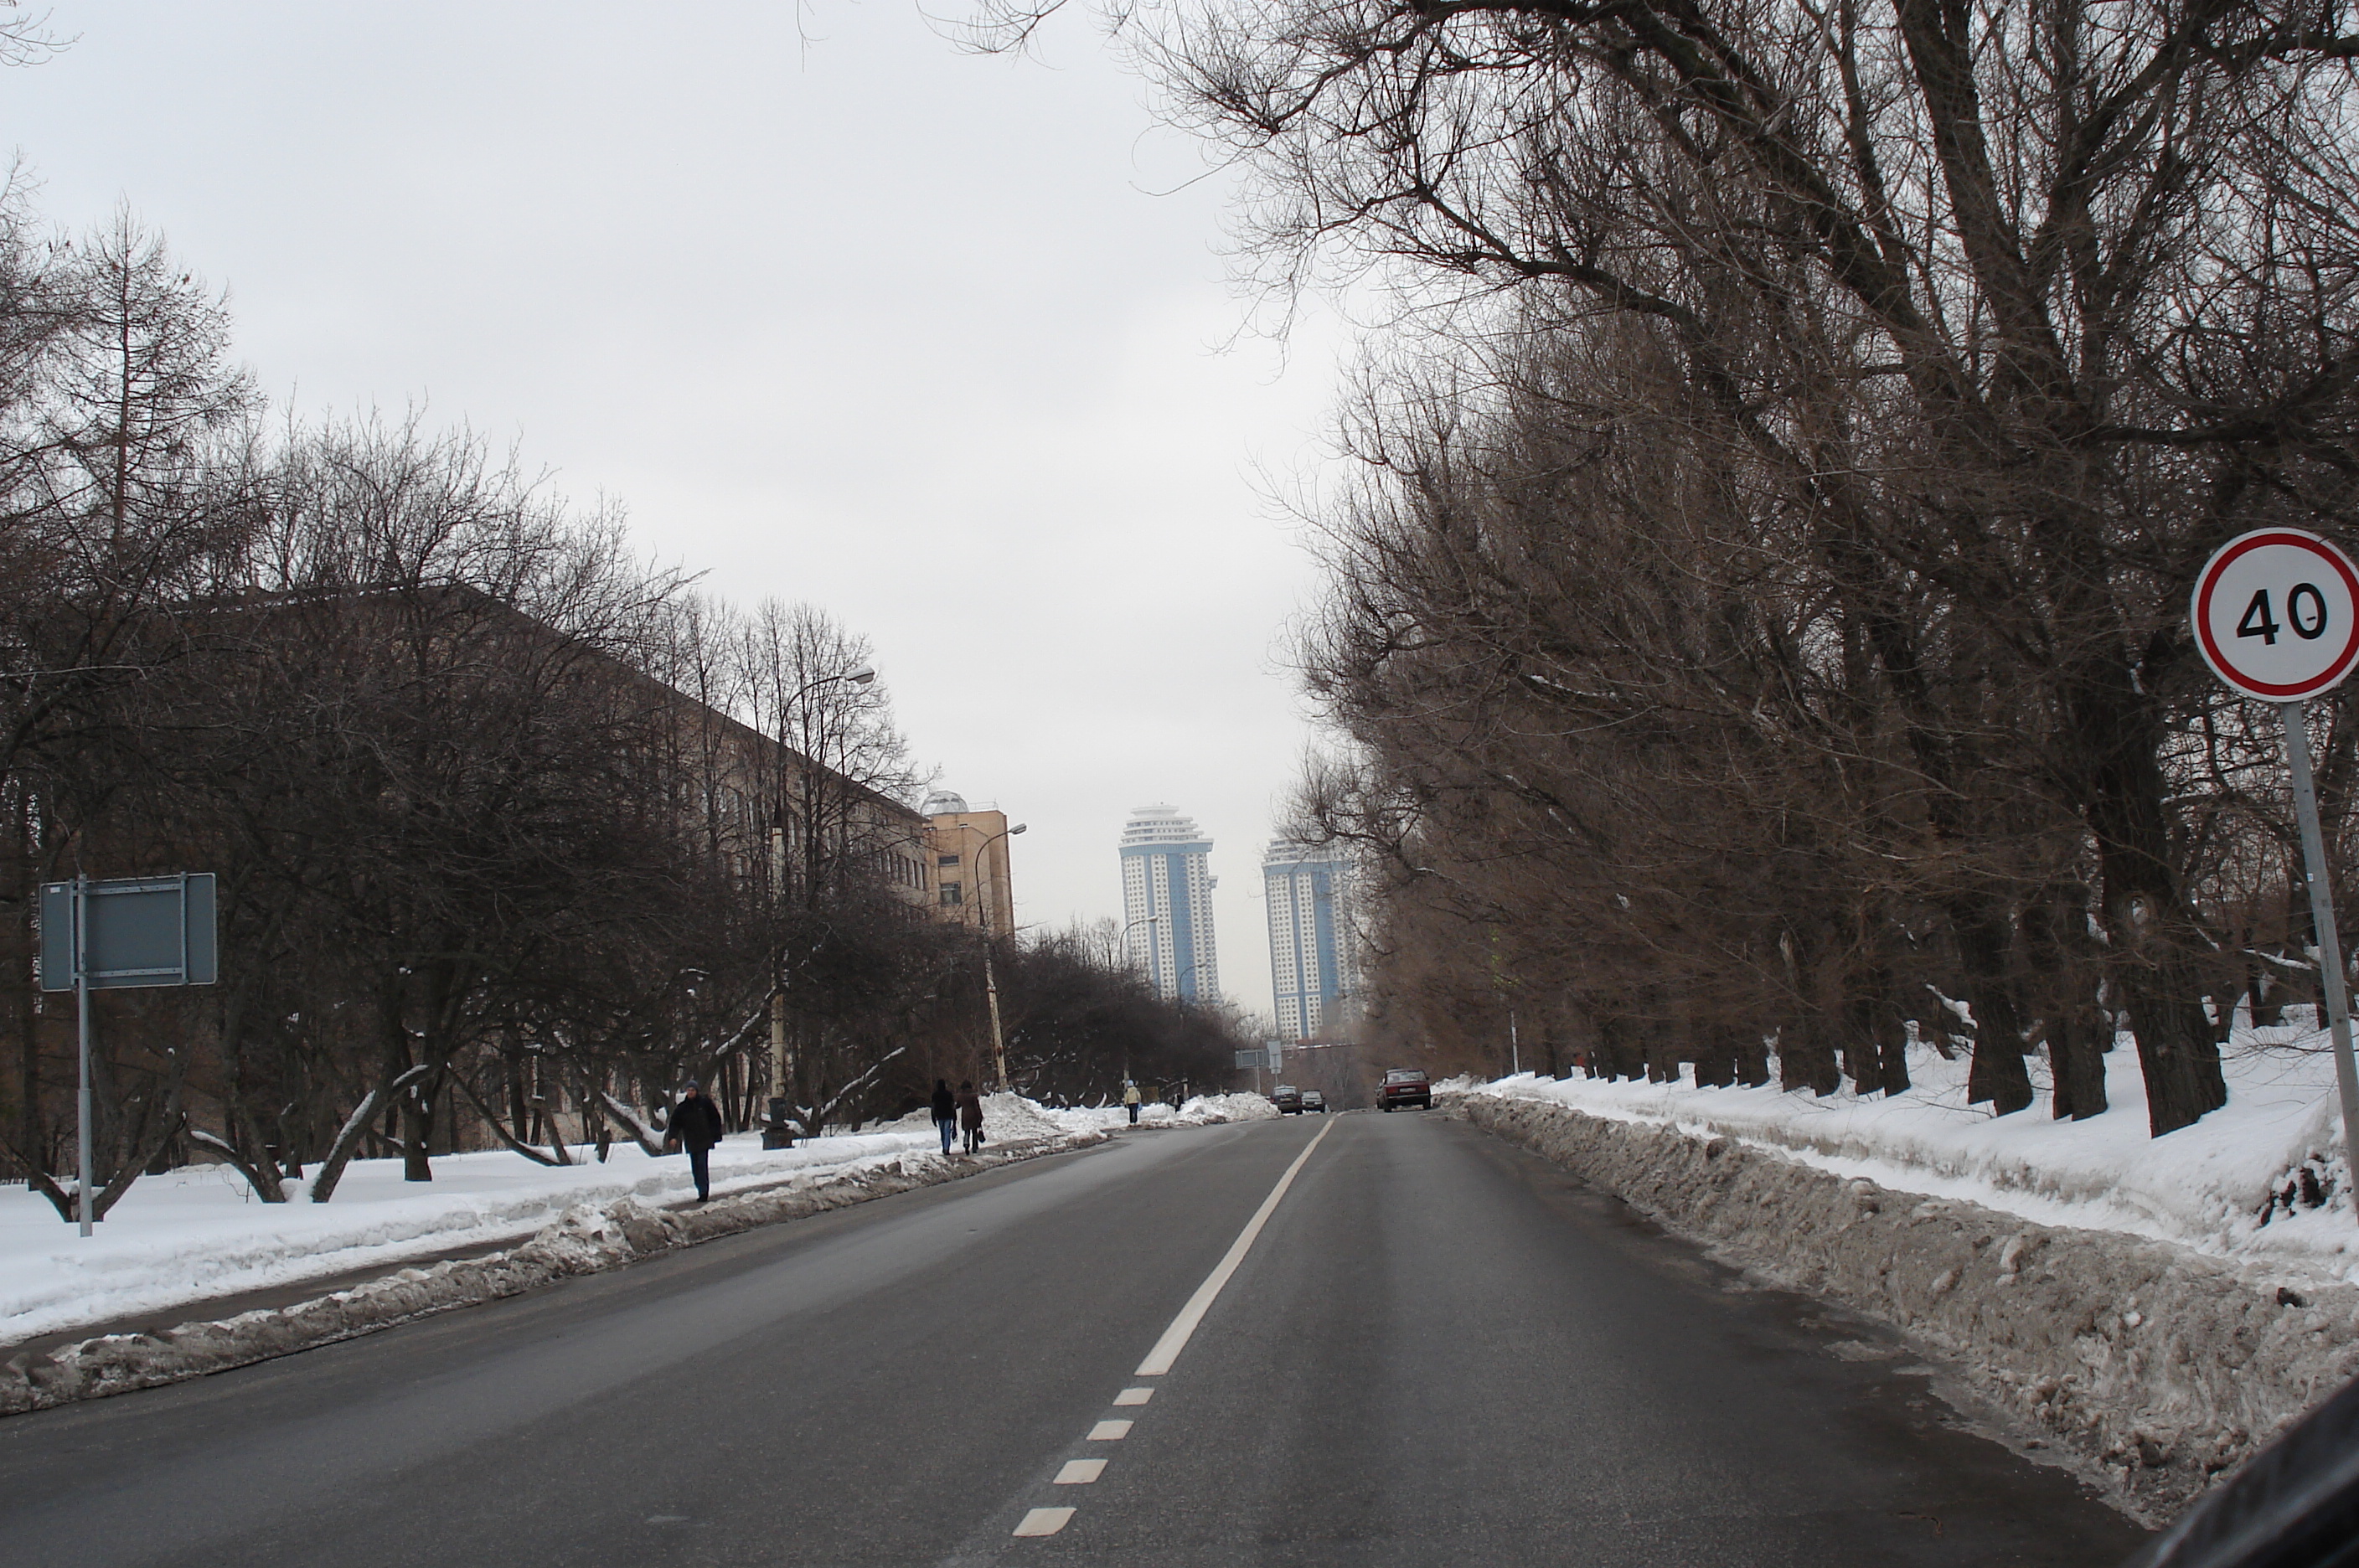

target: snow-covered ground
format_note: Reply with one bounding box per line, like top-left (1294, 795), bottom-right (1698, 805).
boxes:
top-left (1, 1088), bottom-right (1187, 1348)
top-left (1463, 1020), bottom-right (2359, 1282)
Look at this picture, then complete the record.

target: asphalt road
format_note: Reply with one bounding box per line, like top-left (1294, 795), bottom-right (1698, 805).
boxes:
top-left (0, 1111), bottom-right (2151, 1567)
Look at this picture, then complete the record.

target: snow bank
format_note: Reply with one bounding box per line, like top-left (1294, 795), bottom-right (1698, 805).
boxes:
top-left (1174, 1092), bottom-right (1279, 1125)
top-left (0, 1131), bottom-right (1103, 1418)
top-left (0, 1126), bottom-right (945, 1349)
top-left (1, 1081), bottom-right (1278, 1368)
top-left (979, 1091), bottom-right (1072, 1143)
top-left (999, 1091), bottom-right (1274, 1133)
top-left (1470, 1034), bottom-right (2357, 1279)
top-left (1460, 1094), bottom-right (2356, 1521)
top-left (1452, 1030), bottom-right (2359, 1520)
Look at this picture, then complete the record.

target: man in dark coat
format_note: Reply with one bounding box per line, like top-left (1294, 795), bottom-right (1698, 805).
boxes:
top-left (955, 1081), bottom-right (984, 1156)
top-left (930, 1079), bottom-right (957, 1154)
top-left (667, 1078), bottom-right (726, 1202)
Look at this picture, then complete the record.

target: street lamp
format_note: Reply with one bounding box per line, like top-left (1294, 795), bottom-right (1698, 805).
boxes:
top-left (973, 822), bottom-right (1025, 1091)
top-left (1119, 912), bottom-right (1162, 988)
top-left (765, 662), bottom-right (880, 1147)
top-left (1118, 914), bottom-right (1160, 1082)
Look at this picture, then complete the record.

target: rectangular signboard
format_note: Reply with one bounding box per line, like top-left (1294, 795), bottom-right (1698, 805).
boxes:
top-left (39, 874), bottom-right (217, 991)
top-left (1233, 1049), bottom-right (1262, 1070)
top-left (1265, 1040), bottom-right (1285, 1071)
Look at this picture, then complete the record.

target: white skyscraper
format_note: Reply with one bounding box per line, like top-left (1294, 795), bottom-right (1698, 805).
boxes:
top-left (1119, 806), bottom-right (1219, 1003)
top-left (1264, 839), bottom-right (1355, 1040)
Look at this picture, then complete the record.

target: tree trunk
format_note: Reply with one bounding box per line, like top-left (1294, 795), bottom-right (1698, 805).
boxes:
top-left (1737, 1030), bottom-right (1771, 1088)
top-left (1956, 905), bottom-right (2033, 1116)
top-left (2073, 669), bottom-right (2225, 1134)
top-left (1691, 1034), bottom-right (1737, 1087)
top-left (1779, 1014), bottom-right (1840, 1096)
top-left (400, 1068), bottom-right (436, 1181)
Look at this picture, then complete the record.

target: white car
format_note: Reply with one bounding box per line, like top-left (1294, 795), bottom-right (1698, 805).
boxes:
top-left (1301, 1090), bottom-right (1327, 1113)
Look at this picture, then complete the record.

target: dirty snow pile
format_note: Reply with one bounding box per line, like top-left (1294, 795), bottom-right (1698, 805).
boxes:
top-left (1034, 1100), bottom-right (1180, 1132)
top-left (978, 1091), bottom-right (1073, 1142)
top-left (1025, 1092), bottom-right (1278, 1132)
top-left (1469, 1021), bottom-right (2357, 1281)
top-left (2, 1134), bottom-right (1095, 1417)
top-left (1174, 1092), bottom-right (1280, 1125)
top-left (890, 1091), bottom-right (1180, 1138)
top-left (1454, 1020), bottom-right (2359, 1518)
top-left (0, 1126), bottom-right (942, 1349)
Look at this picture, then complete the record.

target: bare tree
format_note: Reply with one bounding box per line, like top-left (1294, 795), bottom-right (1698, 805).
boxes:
top-left (1040, 0), bottom-right (2359, 1134)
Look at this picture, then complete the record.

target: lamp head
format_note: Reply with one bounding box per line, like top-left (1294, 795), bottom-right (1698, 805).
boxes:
top-left (1010, 823), bottom-right (1027, 835)
top-left (847, 664), bottom-right (877, 685)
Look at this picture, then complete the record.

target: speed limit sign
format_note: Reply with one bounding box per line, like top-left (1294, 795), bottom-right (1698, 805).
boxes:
top-left (2190, 529), bottom-right (2359, 699)
top-left (2191, 526), bottom-right (2359, 1201)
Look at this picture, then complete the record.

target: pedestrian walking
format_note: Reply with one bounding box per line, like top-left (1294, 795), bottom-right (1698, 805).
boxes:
top-left (956, 1080), bottom-right (984, 1155)
top-left (930, 1078), bottom-right (958, 1154)
top-left (666, 1078), bottom-right (726, 1203)
top-left (1123, 1080), bottom-right (1142, 1126)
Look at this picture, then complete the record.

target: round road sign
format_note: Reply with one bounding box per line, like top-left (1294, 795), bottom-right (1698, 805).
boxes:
top-left (2191, 529), bottom-right (2359, 700)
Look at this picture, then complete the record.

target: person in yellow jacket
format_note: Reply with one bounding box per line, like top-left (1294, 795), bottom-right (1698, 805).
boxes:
top-left (1123, 1080), bottom-right (1143, 1126)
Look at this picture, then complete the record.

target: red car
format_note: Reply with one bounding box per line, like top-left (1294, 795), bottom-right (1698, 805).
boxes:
top-left (1378, 1069), bottom-right (1432, 1111)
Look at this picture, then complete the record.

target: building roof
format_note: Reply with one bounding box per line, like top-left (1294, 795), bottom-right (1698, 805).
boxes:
top-left (1121, 804), bottom-right (1210, 848)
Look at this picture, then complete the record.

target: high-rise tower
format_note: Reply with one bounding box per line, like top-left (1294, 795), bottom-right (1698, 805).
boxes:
top-left (1119, 806), bottom-right (1219, 1003)
top-left (1264, 838), bottom-right (1354, 1040)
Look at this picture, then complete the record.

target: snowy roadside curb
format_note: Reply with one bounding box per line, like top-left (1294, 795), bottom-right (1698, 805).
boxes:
top-left (0, 1130), bottom-right (1107, 1420)
top-left (1454, 1094), bottom-right (2359, 1522)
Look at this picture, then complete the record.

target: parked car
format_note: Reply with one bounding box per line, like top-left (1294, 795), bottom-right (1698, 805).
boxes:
top-left (1378, 1069), bottom-right (1432, 1111)
top-left (1301, 1090), bottom-right (1326, 1113)
top-left (1271, 1084), bottom-right (1304, 1114)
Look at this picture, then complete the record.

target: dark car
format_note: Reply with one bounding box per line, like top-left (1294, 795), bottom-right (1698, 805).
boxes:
top-left (1271, 1084), bottom-right (1304, 1114)
top-left (1379, 1069), bottom-right (1432, 1111)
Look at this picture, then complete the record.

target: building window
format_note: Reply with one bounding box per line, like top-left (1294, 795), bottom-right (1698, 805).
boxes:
top-left (938, 854), bottom-right (961, 868)
top-left (940, 883), bottom-right (963, 906)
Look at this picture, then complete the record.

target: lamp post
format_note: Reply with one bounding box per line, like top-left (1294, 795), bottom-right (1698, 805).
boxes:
top-left (766, 663), bottom-right (878, 1147)
top-left (972, 822), bottom-right (1025, 1091)
top-left (1119, 912), bottom-right (1162, 963)
top-left (1118, 913), bottom-right (1160, 1086)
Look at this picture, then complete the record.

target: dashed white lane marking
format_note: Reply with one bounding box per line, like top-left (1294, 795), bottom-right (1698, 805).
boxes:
top-left (1113, 1387), bottom-right (1154, 1406)
top-left (1014, 1507), bottom-right (1076, 1537)
top-left (1134, 1118), bottom-right (1338, 1377)
top-left (1087, 1421), bottom-right (1133, 1441)
top-left (1054, 1459), bottom-right (1107, 1484)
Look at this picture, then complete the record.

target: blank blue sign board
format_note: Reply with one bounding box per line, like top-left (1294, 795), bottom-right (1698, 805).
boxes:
top-left (38, 874), bottom-right (217, 991)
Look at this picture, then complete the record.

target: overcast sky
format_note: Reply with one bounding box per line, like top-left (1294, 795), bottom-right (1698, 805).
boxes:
top-left (3, 2), bottom-right (1351, 1021)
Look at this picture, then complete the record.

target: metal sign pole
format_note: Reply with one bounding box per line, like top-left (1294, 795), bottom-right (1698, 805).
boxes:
top-left (2280, 701), bottom-right (2359, 1173)
top-left (75, 874), bottom-right (93, 1237)
top-left (32, 871), bottom-right (216, 1235)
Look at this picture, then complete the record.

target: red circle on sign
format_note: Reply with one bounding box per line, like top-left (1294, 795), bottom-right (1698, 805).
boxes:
top-left (2191, 529), bottom-right (2359, 699)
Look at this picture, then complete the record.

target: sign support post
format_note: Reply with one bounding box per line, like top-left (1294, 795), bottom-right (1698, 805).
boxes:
top-left (74, 875), bottom-right (92, 1238)
top-left (2193, 529), bottom-right (2359, 1217)
top-left (2279, 704), bottom-right (2359, 1161)
top-left (39, 871), bottom-right (217, 1236)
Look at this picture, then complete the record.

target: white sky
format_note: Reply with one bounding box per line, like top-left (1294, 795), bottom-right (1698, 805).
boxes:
top-left (3, 2), bottom-right (1351, 1021)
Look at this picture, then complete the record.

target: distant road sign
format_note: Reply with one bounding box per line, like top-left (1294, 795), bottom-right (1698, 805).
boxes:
top-left (39, 874), bottom-right (216, 991)
top-left (1233, 1049), bottom-right (1262, 1070)
top-left (2191, 529), bottom-right (2359, 699)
